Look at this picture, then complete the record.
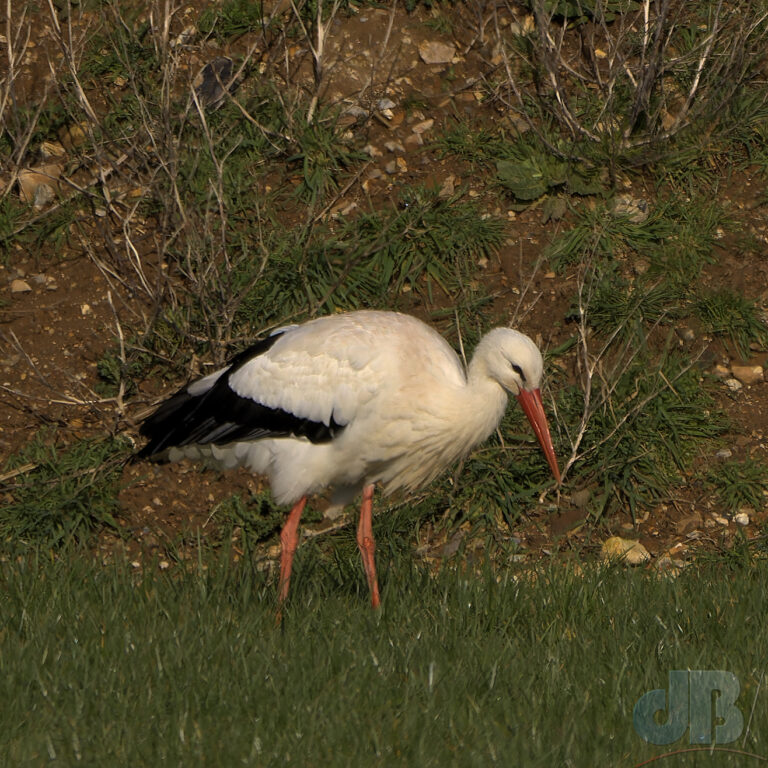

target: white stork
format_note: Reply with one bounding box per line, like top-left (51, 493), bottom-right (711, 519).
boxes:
top-left (138, 310), bottom-right (560, 609)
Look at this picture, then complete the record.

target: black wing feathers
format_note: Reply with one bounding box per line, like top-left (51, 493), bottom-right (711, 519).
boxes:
top-left (138, 331), bottom-right (345, 458)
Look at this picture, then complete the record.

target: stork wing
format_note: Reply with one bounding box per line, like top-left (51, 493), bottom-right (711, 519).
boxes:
top-left (139, 322), bottom-right (383, 457)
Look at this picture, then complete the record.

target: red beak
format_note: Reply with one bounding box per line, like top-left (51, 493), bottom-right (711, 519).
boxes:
top-left (516, 388), bottom-right (561, 484)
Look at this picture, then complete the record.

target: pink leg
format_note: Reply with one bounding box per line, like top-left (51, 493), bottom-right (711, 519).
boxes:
top-left (278, 497), bottom-right (307, 606)
top-left (356, 484), bottom-right (381, 609)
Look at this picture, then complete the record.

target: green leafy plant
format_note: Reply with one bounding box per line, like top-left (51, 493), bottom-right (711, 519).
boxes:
top-left (695, 289), bottom-right (768, 359)
top-left (198, 0), bottom-right (266, 40)
top-left (0, 433), bottom-right (131, 550)
top-left (706, 458), bottom-right (768, 514)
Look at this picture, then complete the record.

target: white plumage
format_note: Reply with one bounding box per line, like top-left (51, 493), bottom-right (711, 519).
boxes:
top-left (139, 310), bottom-right (560, 609)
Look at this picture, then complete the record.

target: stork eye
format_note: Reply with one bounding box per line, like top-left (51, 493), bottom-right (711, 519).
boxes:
top-left (511, 362), bottom-right (526, 382)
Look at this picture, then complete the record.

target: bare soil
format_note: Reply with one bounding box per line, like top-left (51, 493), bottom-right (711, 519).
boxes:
top-left (2, 1), bottom-right (768, 577)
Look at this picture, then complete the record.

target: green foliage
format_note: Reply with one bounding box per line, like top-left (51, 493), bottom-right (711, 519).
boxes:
top-left (497, 148), bottom-right (602, 202)
top-left (96, 345), bottom-right (155, 397)
top-left (706, 458), bottom-right (768, 513)
top-left (695, 289), bottom-right (768, 359)
top-left (2, 553), bottom-right (768, 764)
top-left (0, 197), bottom-right (24, 255)
top-left (585, 269), bottom-right (683, 338)
top-left (438, 124), bottom-right (604, 203)
top-left (288, 115), bottom-right (365, 203)
top-left (547, 195), bottom-right (722, 276)
top-left (437, 122), bottom-right (514, 166)
top-left (198, 0), bottom-right (265, 40)
top-left (233, 190), bottom-right (504, 328)
top-left (216, 491), bottom-right (286, 545)
top-left (81, 15), bottom-right (156, 84)
top-left (557, 352), bottom-right (724, 519)
top-left (524, 0), bottom-right (640, 21)
top-left (0, 434), bottom-right (131, 550)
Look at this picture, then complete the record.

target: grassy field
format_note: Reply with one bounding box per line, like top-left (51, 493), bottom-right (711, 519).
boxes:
top-left (2, 548), bottom-right (768, 767)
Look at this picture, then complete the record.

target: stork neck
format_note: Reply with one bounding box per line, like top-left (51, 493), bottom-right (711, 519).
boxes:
top-left (460, 355), bottom-right (509, 444)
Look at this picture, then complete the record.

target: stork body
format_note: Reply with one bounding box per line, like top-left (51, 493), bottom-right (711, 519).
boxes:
top-left (139, 311), bottom-right (560, 608)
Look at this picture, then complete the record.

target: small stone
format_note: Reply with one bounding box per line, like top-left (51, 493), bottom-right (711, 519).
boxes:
top-left (343, 105), bottom-right (368, 120)
top-left (601, 536), bottom-right (651, 566)
top-left (712, 364), bottom-right (730, 379)
top-left (675, 515), bottom-right (702, 535)
top-left (731, 365), bottom-right (763, 385)
top-left (661, 110), bottom-right (676, 131)
top-left (713, 514), bottom-right (730, 526)
top-left (438, 175), bottom-right (455, 198)
top-left (725, 378), bottom-right (743, 392)
top-left (411, 118), bottom-right (434, 134)
top-left (610, 194), bottom-right (649, 223)
top-left (323, 504), bottom-right (345, 521)
top-left (733, 511), bottom-right (750, 526)
top-left (675, 326), bottom-right (695, 343)
top-left (715, 448), bottom-right (732, 460)
top-left (18, 164), bottom-right (62, 206)
top-left (404, 133), bottom-right (424, 149)
top-left (10, 279), bottom-right (32, 293)
top-left (655, 554), bottom-right (684, 577)
top-left (377, 98), bottom-right (396, 111)
top-left (570, 488), bottom-right (591, 509)
top-left (81, 303), bottom-right (93, 316)
top-left (171, 24), bottom-right (196, 48)
top-left (58, 122), bottom-right (87, 150)
top-left (40, 140), bottom-right (66, 159)
top-left (509, 14), bottom-right (535, 36)
top-left (363, 144), bottom-right (382, 158)
top-left (418, 40), bottom-right (455, 65)
top-left (159, 560), bottom-right (170, 570)
top-left (384, 140), bottom-right (405, 154)
top-left (384, 161), bottom-right (398, 175)
top-left (33, 184), bottom-right (55, 209)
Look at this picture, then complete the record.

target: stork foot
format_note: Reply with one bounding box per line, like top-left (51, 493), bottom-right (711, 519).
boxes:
top-left (277, 497), bottom-right (307, 614)
top-left (356, 484), bottom-right (381, 609)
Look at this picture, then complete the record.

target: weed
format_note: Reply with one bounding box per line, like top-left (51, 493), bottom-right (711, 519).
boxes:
top-left (0, 433), bottom-right (131, 550)
top-left (706, 458), bottom-right (768, 514)
top-left (288, 113), bottom-right (365, 203)
top-left (216, 491), bottom-right (288, 546)
top-left (695, 289), bottom-right (768, 359)
top-left (198, 0), bottom-right (266, 41)
top-left (558, 351), bottom-right (724, 520)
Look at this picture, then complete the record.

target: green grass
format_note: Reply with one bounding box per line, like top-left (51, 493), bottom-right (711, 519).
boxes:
top-left (695, 289), bottom-right (768, 359)
top-left (198, 0), bottom-right (266, 41)
top-left (1, 551), bottom-right (767, 766)
top-left (555, 350), bottom-right (725, 521)
top-left (0, 433), bottom-right (131, 550)
top-left (706, 457), bottom-right (768, 514)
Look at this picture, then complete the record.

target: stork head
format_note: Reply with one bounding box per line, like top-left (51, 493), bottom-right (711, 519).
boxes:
top-left (474, 328), bottom-right (560, 484)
